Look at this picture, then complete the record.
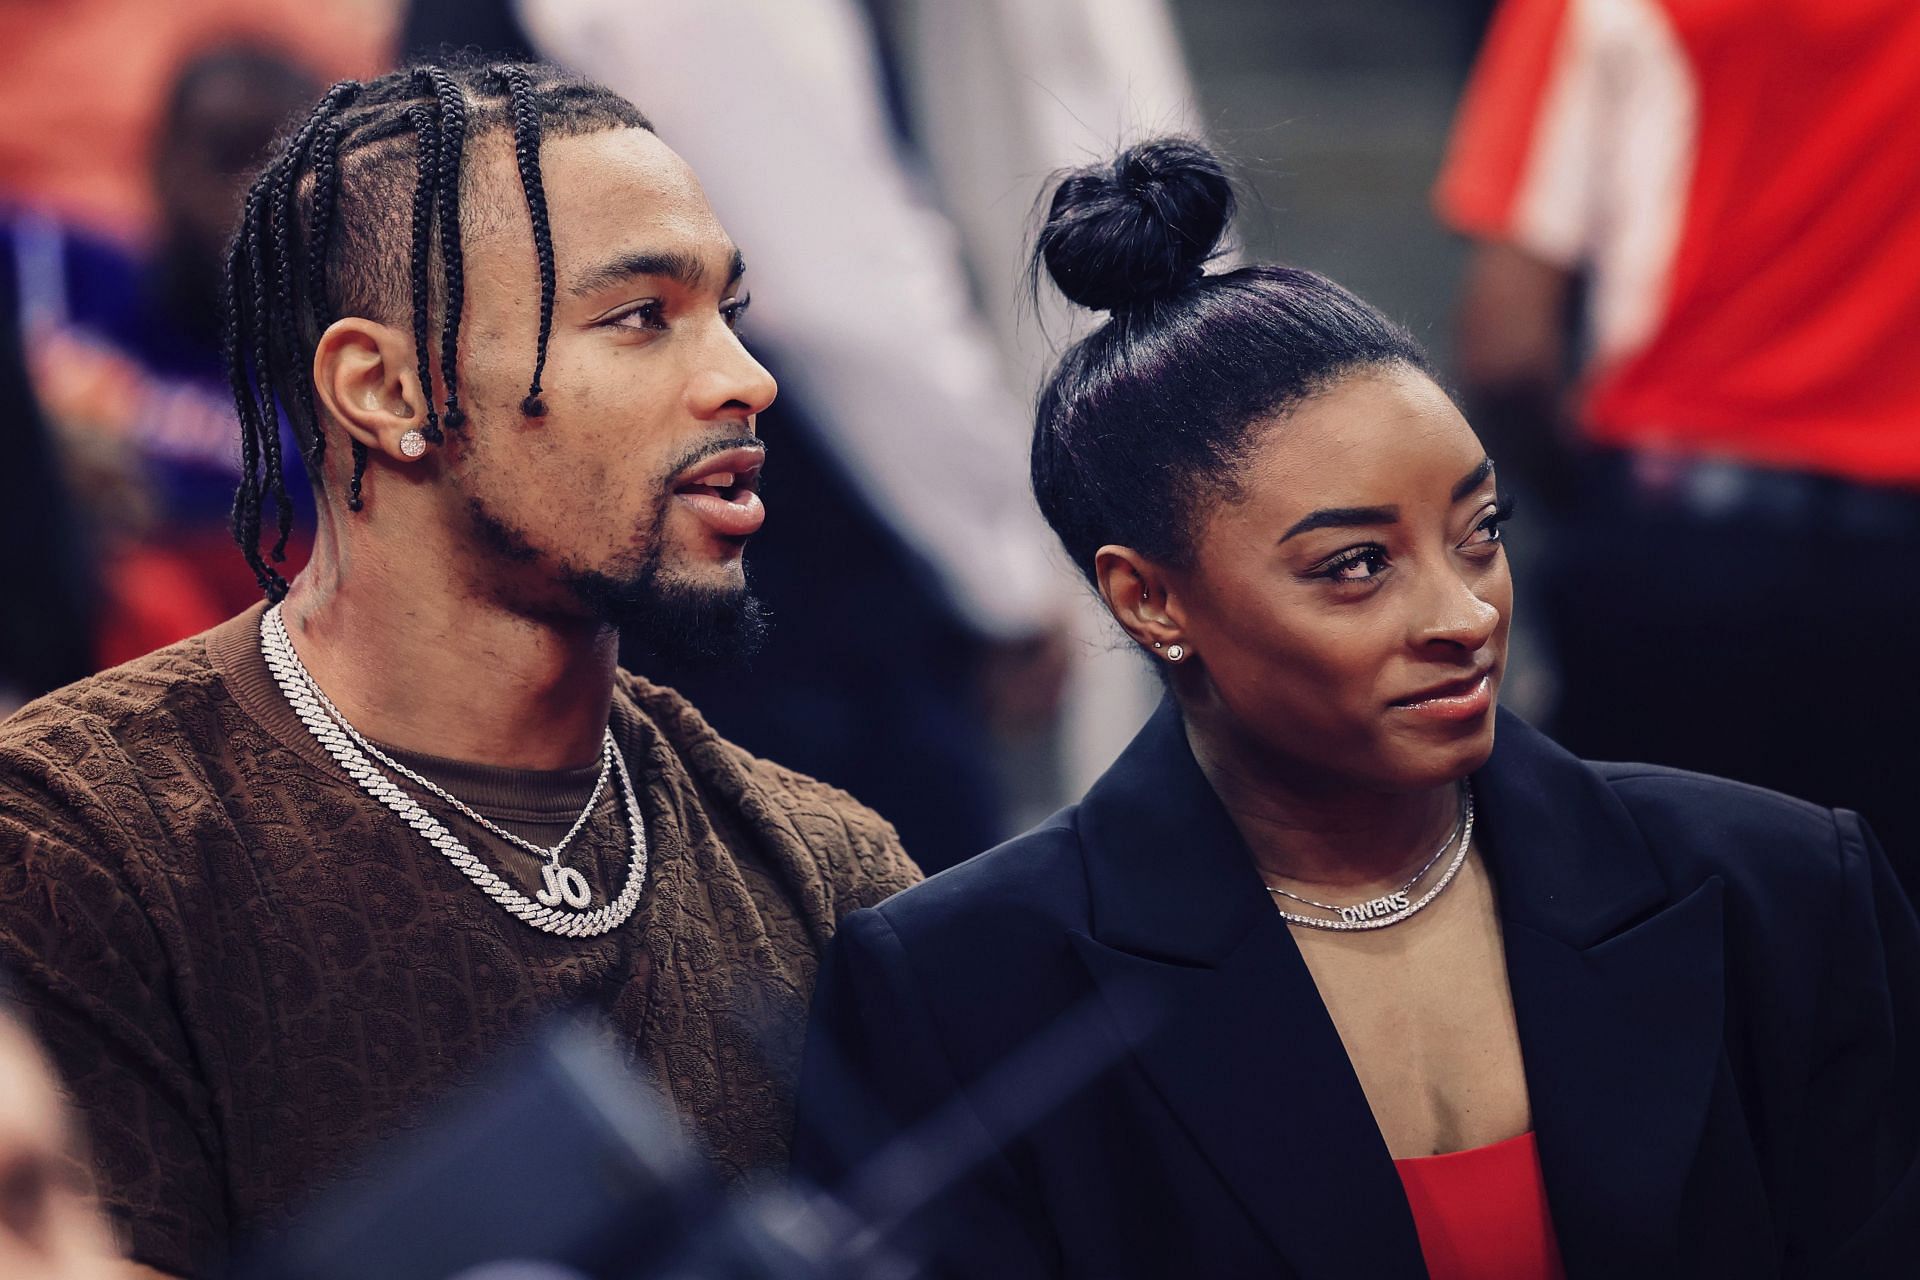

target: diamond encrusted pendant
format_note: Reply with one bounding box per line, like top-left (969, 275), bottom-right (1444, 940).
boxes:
top-left (537, 862), bottom-right (593, 909)
top-left (260, 604), bottom-right (649, 938)
top-left (1337, 892), bottom-right (1412, 925)
top-left (1266, 783), bottom-right (1475, 932)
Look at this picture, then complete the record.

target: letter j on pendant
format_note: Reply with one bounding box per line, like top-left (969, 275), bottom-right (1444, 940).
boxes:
top-left (537, 862), bottom-right (592, 909)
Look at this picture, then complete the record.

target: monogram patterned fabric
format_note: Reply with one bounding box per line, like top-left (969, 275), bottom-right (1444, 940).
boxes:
top-left (0, 605), bottom-right (920, 1276)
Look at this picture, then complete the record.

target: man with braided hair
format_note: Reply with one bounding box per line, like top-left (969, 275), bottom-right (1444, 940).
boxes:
top-left (0, 62), bottom-right (920, 1277)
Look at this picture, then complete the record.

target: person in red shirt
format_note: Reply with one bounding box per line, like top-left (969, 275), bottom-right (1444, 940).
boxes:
top-left (1438, 0), bottom-right (1920, 888)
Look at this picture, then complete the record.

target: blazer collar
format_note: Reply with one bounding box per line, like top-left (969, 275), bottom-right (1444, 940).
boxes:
top-left (1071, 701), bottom-right (1728, 1278)
top-left (1074, 698), bottom-right (1270, 964)
top-left (1074, 700), bottom-right (1672, 960)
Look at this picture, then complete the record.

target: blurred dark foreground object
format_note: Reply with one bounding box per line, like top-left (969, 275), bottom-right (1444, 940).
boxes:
top-left (225, 1017), bottom-right (871, 1280)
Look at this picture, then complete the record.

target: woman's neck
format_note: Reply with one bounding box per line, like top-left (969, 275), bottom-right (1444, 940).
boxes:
top-left (1185, 720), bottom-right (1461, 896)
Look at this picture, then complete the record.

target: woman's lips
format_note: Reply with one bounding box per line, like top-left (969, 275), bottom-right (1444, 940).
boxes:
top-left (1390, 673), bottom-right (1494, 721)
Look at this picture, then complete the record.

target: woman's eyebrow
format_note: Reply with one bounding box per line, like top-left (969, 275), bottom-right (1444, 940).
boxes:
top-left (1280, 505), bottom-right (1398, 543)
top-left (1278, 459), bottom-right (1497, 544)
top-left (1452, 456), bottom-right (1495, 502)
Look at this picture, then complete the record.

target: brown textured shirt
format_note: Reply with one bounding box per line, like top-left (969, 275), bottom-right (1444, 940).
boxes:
top-left (0, 604), bottom-right (920, 1276)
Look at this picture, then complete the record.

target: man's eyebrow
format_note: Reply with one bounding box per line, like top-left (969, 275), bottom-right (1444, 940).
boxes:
top-left (567, 245), bottom-right (746, 299)
top-left (1452, 456), bottom-right (1496, 502)
top-left (1279, 505), bottom-right (1399, 544)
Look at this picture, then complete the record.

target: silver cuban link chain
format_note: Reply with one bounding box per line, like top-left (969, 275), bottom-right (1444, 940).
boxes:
top-left (1264, 782), bottom-right (1474, 932)
top-left (260, 603), bottom-right (648, 938)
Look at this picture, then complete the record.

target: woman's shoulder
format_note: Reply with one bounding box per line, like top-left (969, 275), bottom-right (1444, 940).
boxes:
top-left (860, 808), bottom-right (1094, 947)
top-left (1587, 759), bottom-right (1877, 913)
top-left (1593, 758), bottom-right (1838, 836)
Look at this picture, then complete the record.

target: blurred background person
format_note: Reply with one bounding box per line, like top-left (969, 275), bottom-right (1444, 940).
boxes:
top-left (877, 0), bottom-right (1211, 798)
top-left (1, 2), bottom-right (397, 672)
top-left (0, 983), bottom-right (122, 1279)
top-left (10, 48), bottom-right (325, 666)
top-left (0, 241), bottom-right (96, 716)
top-left (1437, 0), bottom-right (1920, 889)
top-left (0, 0), bottom-right (392, 246)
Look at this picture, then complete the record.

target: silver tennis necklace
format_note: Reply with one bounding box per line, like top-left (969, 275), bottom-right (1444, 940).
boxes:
top-left (260, 603), bottom-right (647, 938)
top-left (1263, 782), bottom-right (1473, 931)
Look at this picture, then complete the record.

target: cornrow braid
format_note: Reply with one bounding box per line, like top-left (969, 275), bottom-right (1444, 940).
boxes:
top-left (262, 153), bottom-right (301, 568)
top-left (425, 68), bottom-right (469, 431)
top-left (497, 64), bottom-right (556, 418)
top-left (302, 114), bottom-right (348, 468)
top-left (264, 100), bottom-right (341, 565)
top-left (405, 101), bottom-right (444, 446)
top-left (224, 184), bottom-right (273, 594)
top-left (230, 78), bottom-right (360, 597)
top-left (221, 62), bottom-right (652, 599)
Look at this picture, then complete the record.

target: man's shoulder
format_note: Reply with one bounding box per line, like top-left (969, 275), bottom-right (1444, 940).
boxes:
top-left (613, 669), bottom-right (920, 906)
top-left (0, 631), bottom-right (228, 783)
top-left (614, 668), bottom-right (891, 827)
top-left (0, 632), bottom-right (240, 937)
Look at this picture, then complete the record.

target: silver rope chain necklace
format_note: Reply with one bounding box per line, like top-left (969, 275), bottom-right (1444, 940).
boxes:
top-left (1263, 782), bottom-right (1474, 931)
top-left (260, 603), bottom-right (648, 938)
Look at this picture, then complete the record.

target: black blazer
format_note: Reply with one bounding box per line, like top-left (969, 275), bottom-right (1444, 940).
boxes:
top-left (791, 704), bottom-right (1920, 1279)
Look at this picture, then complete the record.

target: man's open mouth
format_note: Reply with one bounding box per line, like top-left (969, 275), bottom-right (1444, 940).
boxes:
top-left (671, 447), bottom-right (767, 538)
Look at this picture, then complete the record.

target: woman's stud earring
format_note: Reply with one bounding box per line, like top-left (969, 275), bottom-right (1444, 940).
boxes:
top-left (1152, 640), bottom-right (1164, 649)
top-left (398, 429), bottom-right (429, 459)
top-left (1164, 643), bottom-right (1186, 663)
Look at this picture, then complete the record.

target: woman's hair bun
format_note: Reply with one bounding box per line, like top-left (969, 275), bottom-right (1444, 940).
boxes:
top-left (1036, 136), bottom-right (1235, 313)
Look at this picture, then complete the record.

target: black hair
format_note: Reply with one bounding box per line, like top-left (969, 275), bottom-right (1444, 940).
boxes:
top-left (1029, 136), bottom-right (1432, 586)
top-left (223, 61), bottom-right (651, 601)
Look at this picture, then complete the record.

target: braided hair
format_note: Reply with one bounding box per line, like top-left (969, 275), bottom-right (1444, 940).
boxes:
top-left (223, 62), bottom-right (652, 600)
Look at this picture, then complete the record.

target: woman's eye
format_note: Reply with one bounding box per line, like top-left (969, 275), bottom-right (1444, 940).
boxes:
top-left (610, 301), bottom-right (667, 332)
top-left (1464, 500), bottom-right (1516, 548)
top-left (721, 294), bottom-right (752, 332)
top-left (1321, 548), bottom-right (1390, 582)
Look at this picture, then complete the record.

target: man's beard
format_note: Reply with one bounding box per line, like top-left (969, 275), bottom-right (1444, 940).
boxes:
top-left (566, 553), bottom-right (771, 669)
top-left (467, 490), bottom-right (770, 670)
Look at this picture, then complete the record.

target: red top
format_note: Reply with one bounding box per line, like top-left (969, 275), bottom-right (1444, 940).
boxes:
top-left (1394, 1131), bottom-right (1567, 1280)
top-left (1435, 0), bottom-right (1920, 488)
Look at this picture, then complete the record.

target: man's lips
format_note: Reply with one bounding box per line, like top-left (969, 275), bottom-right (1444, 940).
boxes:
top-left (671, 446), bottom-right (766, 538)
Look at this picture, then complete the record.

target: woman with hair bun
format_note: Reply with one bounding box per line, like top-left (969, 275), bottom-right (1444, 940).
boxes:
top-left (791, 138), bottom-right (1920, 1279)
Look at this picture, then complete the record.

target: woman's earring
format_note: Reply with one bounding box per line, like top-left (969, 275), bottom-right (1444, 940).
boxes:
top-left (1164, 644), bottom-right (1186, 663)
top-left (398, 429), bottom-right (429, 459)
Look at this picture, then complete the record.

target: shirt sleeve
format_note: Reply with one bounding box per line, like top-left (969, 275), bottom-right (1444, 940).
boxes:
top-left (0, 734), bottom-right (225, 1276)
top-left (1434, 0), bottom-right (1605, 266)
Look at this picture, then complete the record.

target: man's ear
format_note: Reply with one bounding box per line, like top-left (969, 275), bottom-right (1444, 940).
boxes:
top-left (312, 317), bottom-right (432, 461)
top-left (1094, 544), bottom-right (1189, 657)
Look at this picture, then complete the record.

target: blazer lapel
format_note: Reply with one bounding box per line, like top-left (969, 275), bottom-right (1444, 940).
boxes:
top-left (1070, 701), bottom-right (1428, 1279)
top-left (1475, 713), bottom-right (1728, 1278)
